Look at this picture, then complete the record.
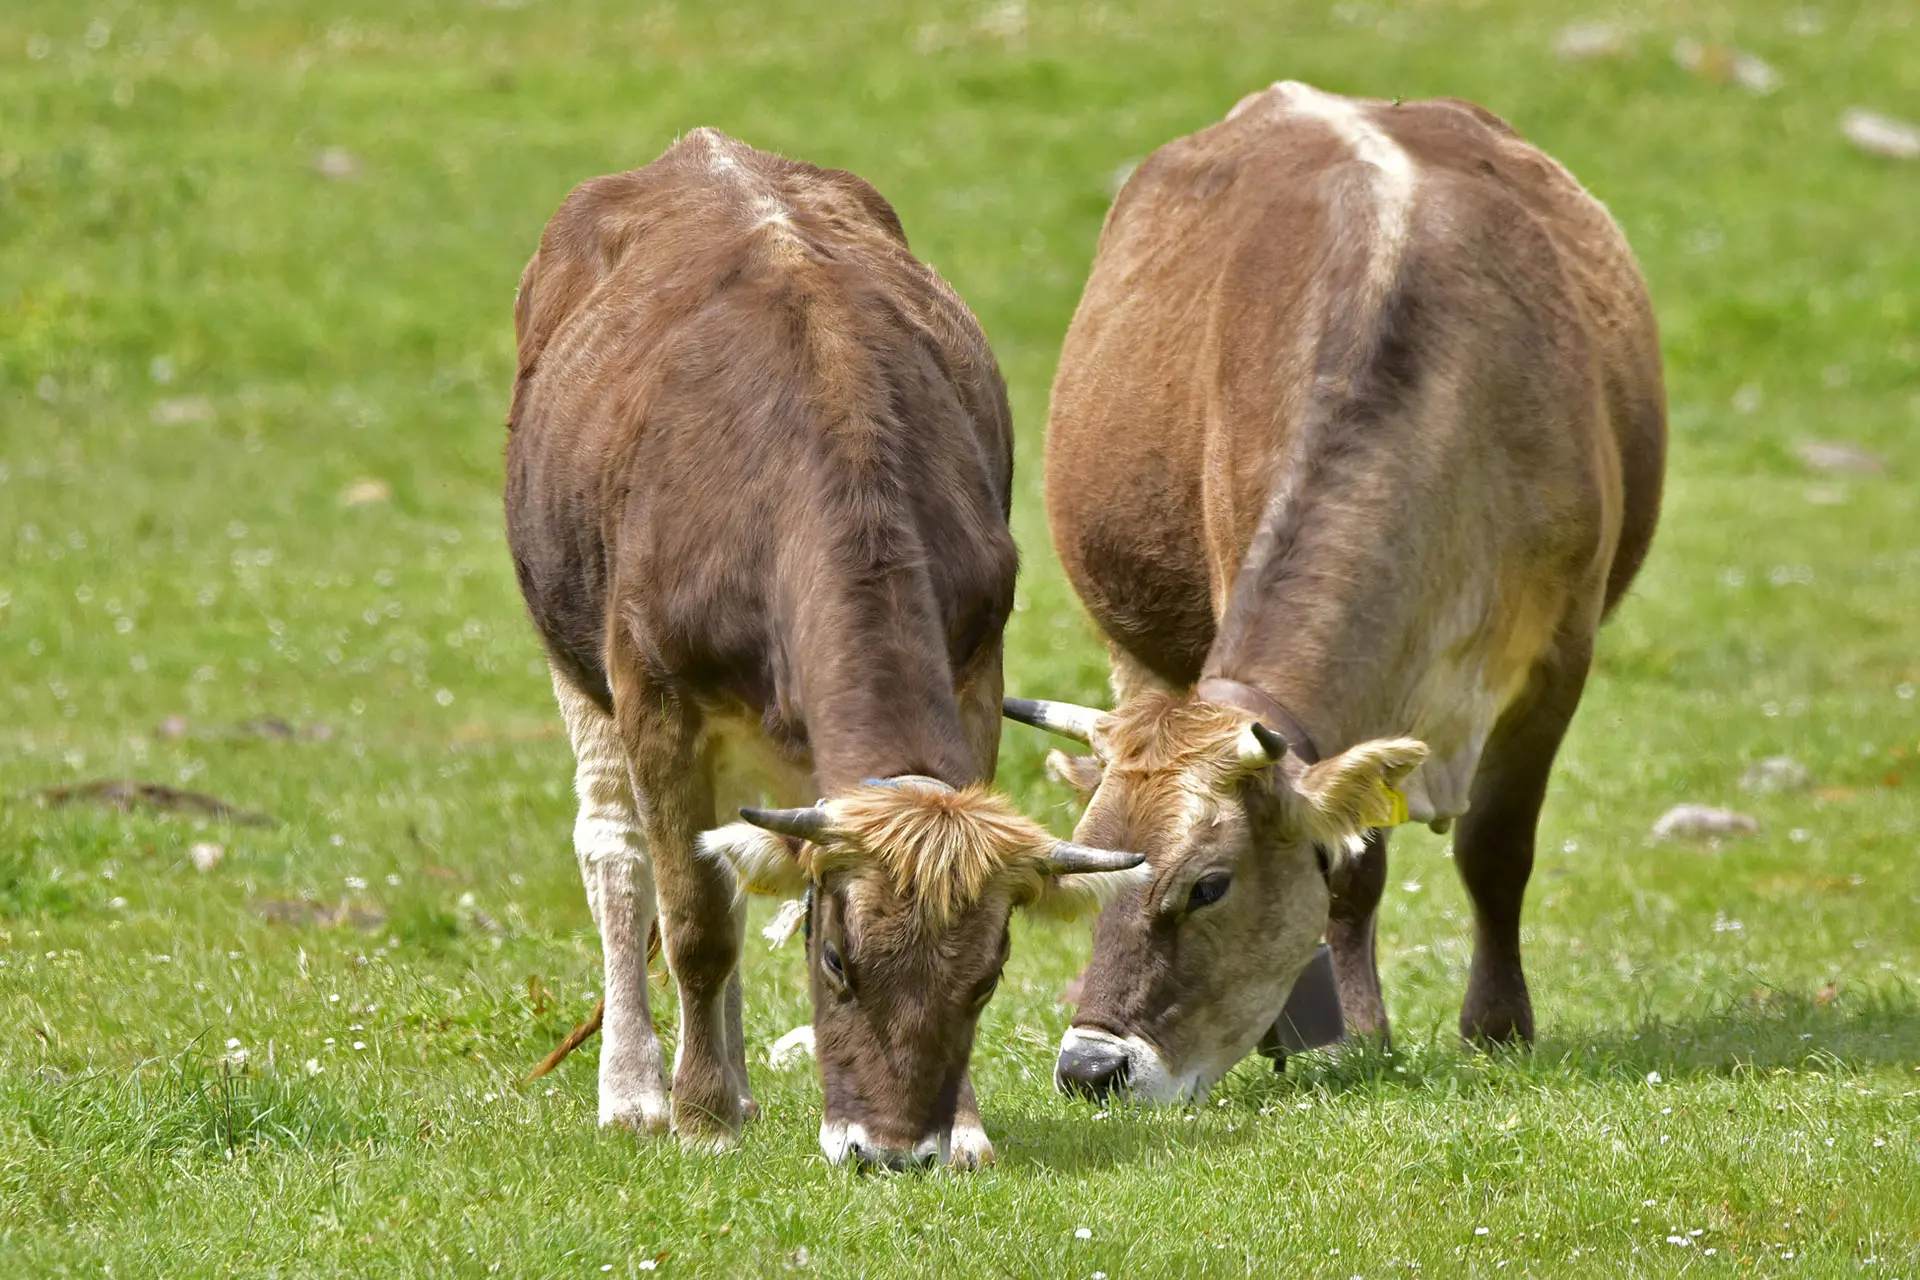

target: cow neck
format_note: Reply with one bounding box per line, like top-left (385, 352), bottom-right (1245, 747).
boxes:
top-left (785, 562), bottom-right (979, 797)
top-left (1201, 420), bottom-right (1443, 764)
top-left (1194, 677), bottom-right (1320, 765)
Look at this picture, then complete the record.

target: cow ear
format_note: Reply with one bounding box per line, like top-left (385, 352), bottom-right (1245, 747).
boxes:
top-left (699, 823), bottom-right (809, 897)
top-left (1044, 749), bottom-right (1105, 797)
top-left (1290, 738), bottom-right (1429, 857)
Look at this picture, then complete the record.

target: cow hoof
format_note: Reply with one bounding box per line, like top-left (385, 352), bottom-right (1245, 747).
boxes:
top-left (601, 1099), bottom-right (671, 1138)
top-left (948, 1123), bottom-right (996, 1170)
top-left (738, 1095), bottom-right (762, 1123)
top-left (676, 1125), bottom-right (742, 1154)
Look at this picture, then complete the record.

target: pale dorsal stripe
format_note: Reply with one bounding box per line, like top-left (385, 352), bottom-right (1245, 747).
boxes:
top-left (1258, 81), bottom-right (1417, 306)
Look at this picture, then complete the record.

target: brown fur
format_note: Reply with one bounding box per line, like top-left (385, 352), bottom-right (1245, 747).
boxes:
top-left (506, 129), bottom-right (1025, 1161)
top-left (1032, 85), bottom-right (1666, 1093)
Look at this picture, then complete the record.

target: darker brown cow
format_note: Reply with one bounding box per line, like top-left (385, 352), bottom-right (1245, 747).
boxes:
top-left (1007, 84), bottom-right (1666, 1101)
top-left (506, 129), bottom-right (1139, 1165)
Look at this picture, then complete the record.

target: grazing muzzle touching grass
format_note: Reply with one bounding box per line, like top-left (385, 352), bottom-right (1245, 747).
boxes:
top-left (701, 777), bottom-right (1145, 1166)
top-left (1007, 693), bottom-right (1426, 1101)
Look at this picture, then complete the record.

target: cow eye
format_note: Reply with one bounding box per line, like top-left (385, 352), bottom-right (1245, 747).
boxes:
top-left (1187, 871), bottom-right (1232, 911)
top-left (969, 969), bottom-right (1001, 1011)
top-left (821, 940), bottom-right (849, 991)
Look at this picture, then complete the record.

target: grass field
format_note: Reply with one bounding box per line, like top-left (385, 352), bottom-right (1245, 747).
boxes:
top-left (3, 0), bottom-right (1919, 1273)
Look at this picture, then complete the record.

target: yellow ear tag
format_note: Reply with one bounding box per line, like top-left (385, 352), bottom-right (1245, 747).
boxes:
top-left (1371, 781), bottom-right (1410, 828)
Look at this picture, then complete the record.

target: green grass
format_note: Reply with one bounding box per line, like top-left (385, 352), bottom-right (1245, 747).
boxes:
top-left (3, 0), bottom-right (1918, 1274)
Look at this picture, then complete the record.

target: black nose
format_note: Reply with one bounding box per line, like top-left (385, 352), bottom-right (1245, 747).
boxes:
top-left (1056, 1040), bottom-right (1130, 1100)
top-left (847, 1140), bottom-right (936, 1173)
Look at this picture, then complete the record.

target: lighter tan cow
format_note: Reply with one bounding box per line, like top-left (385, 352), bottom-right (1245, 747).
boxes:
top-left (1008, 84), bottom-right (1665, 1101)
top-left (506, 129), bottom-right (1141, 1166)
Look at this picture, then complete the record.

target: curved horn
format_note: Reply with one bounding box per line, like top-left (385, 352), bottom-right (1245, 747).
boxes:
top-left (739, 805), bottom-right (835, 844)
top-left (1236, 720), bottom-right (1288, 769)
top-left (1003, 696), bottom-right (1104, 745)
top-left (1039, 841), bottom-right (1146, 876)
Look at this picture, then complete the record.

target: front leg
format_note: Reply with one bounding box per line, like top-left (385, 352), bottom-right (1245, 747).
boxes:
top-left (948, 1070), bottom-right (995, 1169)
top-left (613, 665), bottom-right (748, 1149)
top-left (1325, 827), bottom-right (1391, 1043)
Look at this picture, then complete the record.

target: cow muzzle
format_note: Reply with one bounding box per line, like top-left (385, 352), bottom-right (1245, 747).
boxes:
top-left (1055, 1027), bottom-right (1196, 1104)
top-left (820, 1120), bottom-right (949, 1172)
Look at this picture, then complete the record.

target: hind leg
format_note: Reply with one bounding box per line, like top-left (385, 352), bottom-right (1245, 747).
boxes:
top-left (551, 668), bottom-right (669, 1134)
top-left (1325, 828), bottom-right (1391, 1041)
top-left (1453, 635), bottom-right (1593, 1045)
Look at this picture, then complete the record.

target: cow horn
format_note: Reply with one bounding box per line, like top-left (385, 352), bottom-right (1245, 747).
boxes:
top-left (1040, 841), bottom-right (1145, 876)
top-left (739, 805), bottom-right (835, 844)
top-left (1003, 697), bottom-right (1104, 745)
top-left (1236, 721), bottom-right (1288, 769)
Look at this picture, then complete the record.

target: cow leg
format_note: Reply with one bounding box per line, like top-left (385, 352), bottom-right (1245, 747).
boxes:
top-left (551, 668), bottom-right (669, 1134)
top-left (1452, 634), bottom-right (1593, 1045)
top-left (723, 944), bottom-right (758, 1121)
top-left (949, 1069), bottom-right (996, 1169)
top-left (1324, 828), bottom-right (1391, 1042)
top-left (611, 662), bottom-right (747, 1148)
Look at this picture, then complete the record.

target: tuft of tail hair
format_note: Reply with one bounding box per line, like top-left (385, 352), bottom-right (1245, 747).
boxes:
top-left (525, 918), bottom-right (660, 1081)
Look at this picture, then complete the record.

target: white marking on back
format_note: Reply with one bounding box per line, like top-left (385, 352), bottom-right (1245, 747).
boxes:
top-left (1264, 81), bottom-right (1417, 304)
top-left (749, 193), bottom-right (792, 230)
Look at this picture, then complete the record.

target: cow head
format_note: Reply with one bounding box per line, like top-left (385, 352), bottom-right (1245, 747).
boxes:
top-left (701, 776), bottom-right (1143, 1169)
top-left (1006, 692), bottom-right (1426, 1103)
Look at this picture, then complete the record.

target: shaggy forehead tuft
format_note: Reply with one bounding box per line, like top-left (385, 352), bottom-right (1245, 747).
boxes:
top-left (1102, 691), bottom-right (1248, 780)
top-left (815, 782), bottom-right (1055, 926)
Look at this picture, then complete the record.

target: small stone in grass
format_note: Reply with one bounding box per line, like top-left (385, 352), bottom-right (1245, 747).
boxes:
top-left (313, 147), bottom-right (362, 180)
top-left (150, 396), bottom-right (215, 426)
top-left (1842, 109), bottom-right (1920, 161)
top-left (340, 477), bottom-right (391, 505)
top-left (1672, 38), bottom-right (1780, 93)
top-left (1651, 804), bottom-right (1758, 841)
top-left (1555, 21), bottom-right (1625, 61)
top-left (1739, 756), bottom-right (1811, 794)
top-left (767, 1023), bottom-right (815, 1069)
top-left (1795, 439), bottom-right (1884, 474)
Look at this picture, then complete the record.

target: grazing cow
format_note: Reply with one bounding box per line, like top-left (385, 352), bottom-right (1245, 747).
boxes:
top-left (1008, 84), bottom-right (1665, 1101)
top-left (506, 129), bottom-right (1140, 1166)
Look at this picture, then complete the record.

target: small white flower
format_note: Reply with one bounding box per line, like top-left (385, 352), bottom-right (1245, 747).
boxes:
top-left (305, 1059), bottom-right (323, 1075)
top-left (352, 1041), bottom-right (366, 1051)
top-left (1475, 1227), bottom-right (1490, 1236)
top-left (345, 875), bottom-right (368, 890)
top-left (1645, 1070), bottom-right (1662, 1084)
top-left (601, 1267), bottom-right (613, 1274)
top-left (1667, 1236), bottom-right (1691, 1246)
top-left (1074, 1227), bottom-right (1093, 1240)
top-left (226, 1038), bottom-right (243, 1050)
top-left (1705, 1248), bottom-right (1717, 1256)
top-left (639, 1263), bottom-right (658, 1273)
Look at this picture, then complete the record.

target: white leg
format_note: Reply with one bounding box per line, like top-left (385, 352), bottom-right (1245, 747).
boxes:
top-left (552, 668), bottom-right (668, 1134)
